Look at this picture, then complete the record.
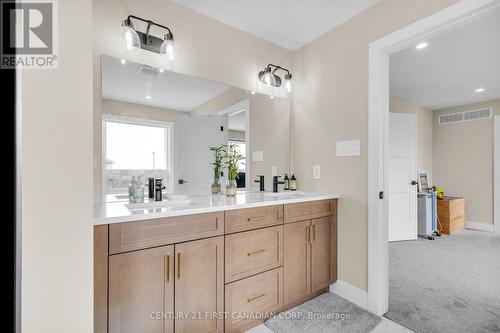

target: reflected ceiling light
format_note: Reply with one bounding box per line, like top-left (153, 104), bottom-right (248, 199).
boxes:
top-left (416, 42), bottom-right (428, 49)
top-left (475, 88), bottom-right (485, 93)
top-left (145, 94), bottom-right (152, 99)
top-left (121, 15), bottom-right (175, 61)
top-left (120, 59), bottom-right (126, 64)
top-left (258, 64), bottom-right (293, 93)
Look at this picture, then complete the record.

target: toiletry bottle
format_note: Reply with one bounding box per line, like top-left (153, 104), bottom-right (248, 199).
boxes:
top-left (284, 174), bottom-right (290, 190)
top-left (290, 174), bottom-right (297, 191)
top-left (128, 176), bottom-right (137, 203)
top-left (148, 178), bottom-right (155, 199)
top-left (135, 177), bottom-right (145, 203)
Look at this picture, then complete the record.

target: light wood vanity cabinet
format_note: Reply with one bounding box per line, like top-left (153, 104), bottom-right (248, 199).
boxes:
top-left (283, 200), bottom-right (338, 308)
top-left (108, 245), bottom-right (175, 333)
top-left (95, 199), bottom-right (337, 333)
top-left (107, 237), bottom-right (224, 333)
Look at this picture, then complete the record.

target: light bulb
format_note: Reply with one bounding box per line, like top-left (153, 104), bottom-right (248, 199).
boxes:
top-left (285, 79), bottom-right (292, 93)
top-left (121, 19), bottom-right (140, 51)
top-left (161, 34), bottom-right (175, 61)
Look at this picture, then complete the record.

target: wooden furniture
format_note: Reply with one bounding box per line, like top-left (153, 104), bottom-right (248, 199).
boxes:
top-left (283, 201), bottom-right (337, 308)
top-left (437, 197), bottom-right (465, 235)
top-left (94, 199), bottom-right (338, 333)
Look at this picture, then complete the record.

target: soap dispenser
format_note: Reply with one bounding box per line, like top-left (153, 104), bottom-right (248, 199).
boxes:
top-left (283, 174), bottom-right (290, 190)
top-left (290, 174), bottom-right (297, 191)
top-left (128, 176), bottom-right (137, 203)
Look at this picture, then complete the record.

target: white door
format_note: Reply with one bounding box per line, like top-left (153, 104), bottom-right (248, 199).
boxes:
top-left (175, 115), bottom-right (228, 193)
top-left (388, 113), bottom-right (417, 241)
top-left (494, 116), bottom-right (500, 229)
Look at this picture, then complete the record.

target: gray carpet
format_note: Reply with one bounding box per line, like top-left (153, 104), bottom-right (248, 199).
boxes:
top-left (265, 292), bottom-right (381, 333)
top-left (385, 230), bottom-right (500, 333)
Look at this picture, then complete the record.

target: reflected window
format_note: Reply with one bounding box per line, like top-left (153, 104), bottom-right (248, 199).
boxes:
top-left (103, 115), bottom-right (172, 195)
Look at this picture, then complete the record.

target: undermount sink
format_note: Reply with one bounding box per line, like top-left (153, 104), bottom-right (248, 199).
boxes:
top-left (125, 196), bottom-right (192, 211)
top-left (261, 192), bottom-right (305, 198)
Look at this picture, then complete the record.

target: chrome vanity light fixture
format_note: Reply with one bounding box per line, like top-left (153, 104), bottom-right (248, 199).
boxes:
top-left (258, 64), bottom-right (292, 93)
top-left (121, 15), bottom-right (175, 61)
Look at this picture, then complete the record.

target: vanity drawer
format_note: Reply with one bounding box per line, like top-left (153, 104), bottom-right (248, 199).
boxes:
top-left (225, 267), bottom-right (283, 333)
top-left (225, 226), bottom-right (283, 283)
top-left (284, 199), bottom-right (337, 223)
top-left (225, 205), bottom-right (283, 234)
top-left (109, 212), bottom-right (224, 254)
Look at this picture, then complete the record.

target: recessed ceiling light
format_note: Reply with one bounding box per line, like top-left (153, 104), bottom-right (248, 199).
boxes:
top-left (249, 91), bottom-right (256, 95)
top-left (145, 95), bottom-right (152, 99)
top-left (159, 68), bottom-right (164, 73)
top-left (475, 88), bottom-right (485, 93)
top-left (120, 59), bottom-right (126, 64)
top-left (416, 42), bottom-right (428, 50)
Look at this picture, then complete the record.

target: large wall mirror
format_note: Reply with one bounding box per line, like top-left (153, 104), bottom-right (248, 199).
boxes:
top-left (100, 55), bottom-right (290, 201)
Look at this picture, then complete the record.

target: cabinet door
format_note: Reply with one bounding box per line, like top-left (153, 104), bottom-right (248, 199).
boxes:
top-left (175, 236), bottom-right (224, 333)
top-left (109, 246), bottom-right (174, 333)
top-left (311, 217), bottom-right (331, 293)
top-left (283, 220), bottom-right (311, 306)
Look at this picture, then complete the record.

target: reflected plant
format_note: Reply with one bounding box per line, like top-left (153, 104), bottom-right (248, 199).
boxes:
top-left (210, 145), bottom-right (224, 185)
top-left (223, 143), bottom-right (244, 185)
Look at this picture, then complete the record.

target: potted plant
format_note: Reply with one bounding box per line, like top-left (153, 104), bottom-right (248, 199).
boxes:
top-left (209, 145), bottom-right (224, 194)
top-left (223, 143), bottom-right (243, 196)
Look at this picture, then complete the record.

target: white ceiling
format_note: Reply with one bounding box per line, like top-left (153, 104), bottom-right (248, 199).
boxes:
top-left (172, 0), bottom-right (379, 51)
top-left (390, 7), bottom-right (500, 110)
top-left (228, 111), bottom-right (246, 132)
top-left (102, 56), bottom-right (230, 112)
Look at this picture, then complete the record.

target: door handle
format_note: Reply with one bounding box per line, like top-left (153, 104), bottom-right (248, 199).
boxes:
top-left (166, 254), bottom-right (171, 282)
top-left (177, 252), bottom-right (181, 279)
top-left (306, 226), bottom-right (310, 243)
top-left (311, 225), bottom-right (316, 243)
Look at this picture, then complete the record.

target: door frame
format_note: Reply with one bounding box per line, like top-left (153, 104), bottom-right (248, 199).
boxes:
top-left (218, 99), bottom-right (251, 188)
top-left (388, 113), bottom-right (418, 242)
top-left (367, 0), bottom-right (499, 316)
top-left (494, 116), bottom-right (500, 233)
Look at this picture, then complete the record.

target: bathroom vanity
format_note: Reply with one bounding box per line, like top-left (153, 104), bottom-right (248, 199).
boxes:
top-left (94, 192), bottom-right (339, 333)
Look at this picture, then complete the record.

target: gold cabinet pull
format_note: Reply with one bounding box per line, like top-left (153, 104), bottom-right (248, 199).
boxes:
top-left (312, 225), bottom-right (316, 243)
top-left (166, 254), bottom-right (171, 282)
top-left (247, 215), bottom-right (266, 222)
top-left (247, 293), bottom-right (266, 303)
top-left (177, 252), bottom-right (181, 280)
top-left (306, 226), bottom-right (311, 243)
top-left (247, 249), bottom-right (266, 256)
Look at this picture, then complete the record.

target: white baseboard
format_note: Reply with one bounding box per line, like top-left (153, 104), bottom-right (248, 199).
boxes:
top-left (329, 280), bottom-right (368, 309)
top-left (466, 221), bottom-right (496, 232)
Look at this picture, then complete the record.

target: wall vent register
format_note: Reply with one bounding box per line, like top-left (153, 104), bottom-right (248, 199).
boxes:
top-left (439, 108), bottom-right (492, 125)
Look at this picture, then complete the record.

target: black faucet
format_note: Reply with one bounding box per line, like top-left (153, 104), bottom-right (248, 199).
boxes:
top-left (273, 176), bottom-right (285, 193)
top-left (254, 175), bottom-right (265, 191)
top-left (154, 179), bottom-right (166, 201)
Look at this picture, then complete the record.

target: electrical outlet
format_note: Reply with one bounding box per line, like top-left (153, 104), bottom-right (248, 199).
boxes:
top-left (272, 166), bottom-right (277, 177)
top-left (313, 165), bottom-right (321, 179)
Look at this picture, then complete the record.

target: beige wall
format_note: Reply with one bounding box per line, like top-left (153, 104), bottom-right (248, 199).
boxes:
top-left (21, 0), bottom-right (93, 332)
top-left (93, 0), bottom-right (292, 201)
top-left (433, 99), bottom-right (500, 226)
top-left (103, 98), bottom-right (180, 122)
top-left (229, 130), bottom-right (246, 141)
top-left (390, 95), bottom-right (434, 183)
top-left (291, 0), bottom-right (458, 291)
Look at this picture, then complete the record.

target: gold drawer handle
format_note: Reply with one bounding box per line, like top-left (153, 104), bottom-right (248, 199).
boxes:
top-left (247, 293), bottom-right (266, 303)
top-left (247, 249), bottom-right (266, 256)
top-left (177, 252), bottom-right (181, 280)
top-left (166, 254), bottom-right (171, 282)
top-left (247, 215), bottom-right (266, 222)
top-left (311, 225), bottom-right (316, 243)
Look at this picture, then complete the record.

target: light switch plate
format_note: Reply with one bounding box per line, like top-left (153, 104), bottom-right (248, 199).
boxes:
top-left (272, 166), bottom-right (277, 177)
top-left (336, 139), bottom-right (361, 157)
top-left (313, 165), bottom-right (321, 179)
top-left (252, 151), bottom-right (264, 162)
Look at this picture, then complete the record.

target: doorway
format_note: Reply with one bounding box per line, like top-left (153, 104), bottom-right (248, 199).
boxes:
top-left (367, 0), bottom-right (500, 316)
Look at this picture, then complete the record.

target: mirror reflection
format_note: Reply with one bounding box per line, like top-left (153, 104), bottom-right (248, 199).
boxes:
top-left (100, 55), bottom-right (290, 201)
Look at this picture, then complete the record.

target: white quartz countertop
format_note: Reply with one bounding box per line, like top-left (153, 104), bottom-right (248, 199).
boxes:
top-left (94, 191), bottom-right (340, 225)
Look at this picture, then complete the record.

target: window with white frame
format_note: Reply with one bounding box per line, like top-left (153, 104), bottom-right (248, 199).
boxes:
top-left (102, 115), bottom-right (172, 197)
